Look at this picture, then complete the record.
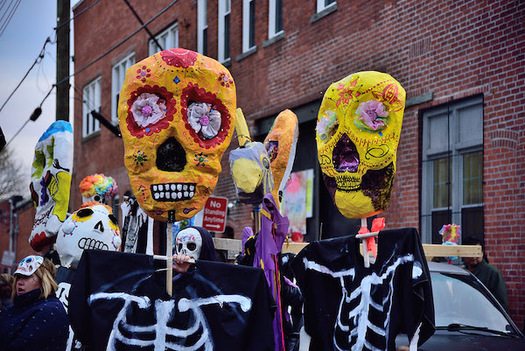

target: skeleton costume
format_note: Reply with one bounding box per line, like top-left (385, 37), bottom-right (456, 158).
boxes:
top-left (69, 250), bottom-right (275, 351)
top-left (291, 228), bottom-right (435, 351)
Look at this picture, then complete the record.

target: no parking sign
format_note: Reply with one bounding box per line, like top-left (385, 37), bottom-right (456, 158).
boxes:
top-left (202, 196), bottom-right (228, 233)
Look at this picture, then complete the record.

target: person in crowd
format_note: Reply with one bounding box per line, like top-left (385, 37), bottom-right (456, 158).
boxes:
top-left (0, 273), bottom-right (14, 309)
top-left (0, 255), bottom-right (69, 350)
top-left (172, 226), bottom-right (217, 273)
top-left (462, 236), bottom-right (509, 311)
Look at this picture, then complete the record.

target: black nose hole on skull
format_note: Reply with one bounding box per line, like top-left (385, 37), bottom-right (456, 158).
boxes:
top-left (156, 137), bottom-right (187, 172)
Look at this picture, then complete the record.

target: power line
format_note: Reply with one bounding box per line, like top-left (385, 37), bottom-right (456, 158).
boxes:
top-left (0, 0), bottom-right (21, 39)
top-left (0, 37), bottom-right (52, 114)
top-left (57, 0), bottom-right (178, 87)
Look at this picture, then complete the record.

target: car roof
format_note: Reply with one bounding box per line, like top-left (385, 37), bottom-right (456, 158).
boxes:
top-left (427, 261), bottom-right (471, 276)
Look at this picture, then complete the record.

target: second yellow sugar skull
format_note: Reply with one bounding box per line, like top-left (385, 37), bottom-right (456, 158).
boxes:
top-left (316, 71), bottom-right (405, 219)
top-left (118, 49), bottom-right (236, 222)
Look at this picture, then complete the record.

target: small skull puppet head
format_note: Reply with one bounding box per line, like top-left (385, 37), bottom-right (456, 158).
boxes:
top-left (263, 109), bottom-right (299, 209)
top-left (56, 202), bottom-right (121, 269)
top-left (79, 174), bottom-right (118, 204)
top-left (29, 121), bottom-right (73, 253)
top-left (316, 71), bottom-right (405, 219)
top-left (175, 226), bottom-right (216, 262)
top-left (118, 48), bottom-right (236, 222)
top-left (229, 142), bottom-right (274, 205)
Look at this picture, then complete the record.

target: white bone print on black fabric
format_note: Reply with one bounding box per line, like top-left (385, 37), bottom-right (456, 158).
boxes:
top-left (69, 251), bottom-right (275, 351)
top-left (303, 253), bottom-right (417, 350)
top-left (291, 229), bottom-right (435, 351)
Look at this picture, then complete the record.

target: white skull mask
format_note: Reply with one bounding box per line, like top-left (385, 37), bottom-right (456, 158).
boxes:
top-left (175, 227), bottom-right (203, 261)
top-left (316, 71), bottom-right (405, 219)
top-left (118, 48), bottom-right (236, 222)
top-left (57, 203), bottom-right (121, 269)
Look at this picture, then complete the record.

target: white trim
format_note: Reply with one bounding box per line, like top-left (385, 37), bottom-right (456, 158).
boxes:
top-left (268, 0), bottom-right (283, 39)
top-left (111, 52), bottom-right (135, 124)
top-left (197, 0), bottom-right (208, 54)
top-left (242, 0), bottom-right (255, 52)
top-left (82, 76), bottom-right (102, 138)
top-left (316, 0), bottom-right (336, 13)
top-left (149, 23), bottom-right (178, 55)
top-left (218, 0), bottom-right (231, 62)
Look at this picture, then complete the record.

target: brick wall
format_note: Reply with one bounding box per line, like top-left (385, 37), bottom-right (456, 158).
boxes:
top-left (70, 0), bottom-right (525, 328)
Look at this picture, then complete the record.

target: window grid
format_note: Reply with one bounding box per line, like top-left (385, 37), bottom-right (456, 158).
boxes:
top-left (317, 0), bottom-right (336, 13)
top-left (218, 0), bottom-right (231, 62)
top-left (111, 53), bottom-right (135, 124)
top-left (198, 0), bottom-right (208, 55)
top-left (269, 0), bottom-right (283, 38)
top-left (243, 0), bottom-right (256, 52)
top-left (421, 96), bottom-right (483, 243)
top-left (149, 23), bottom-right (178, 55)
top-left (82, 77), bottom-right (101, 138)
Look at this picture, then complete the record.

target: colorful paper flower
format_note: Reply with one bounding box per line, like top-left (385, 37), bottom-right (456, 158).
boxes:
top-left (316, 110), bottom-right (338, 140)
top-left (130, 93), bottom-right (167, 127)
top-left (136, 65), bottom-right (151, 82)
top-left (187, 102), bottom-right (221, 139)
top-left (356, 100), bottom-right (388, 131)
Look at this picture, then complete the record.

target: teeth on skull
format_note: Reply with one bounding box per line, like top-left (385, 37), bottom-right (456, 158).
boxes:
top-left (189, 192), bottom-right (194, 198)
top-left (159, 192), bottom-right (165, 198)
top-left (184, 191), bottom-right (188, 198)
top-left (159, 184), bottom-right (164, 191)
top-left (171, 192), bottom-right (177, 198)
top-left (177, 184), bottom-right (182, 191)
top-left (189, 185), bottom-right (195, 191)
top-left (165, 192), bottom-right (171, 199)
top-left (171, 184), bottom-right (176, 191)
top-left (153, 185), bottom-right (158, 191)
top-left (178, 192), bottom-right (183, 199)
top-left (154, 193), bottom-right (160, 199)
top-left (183, 184), bottom-right (188, 191)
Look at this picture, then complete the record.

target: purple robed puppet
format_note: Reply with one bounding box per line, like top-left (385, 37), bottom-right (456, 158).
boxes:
top-left (253, 193), bottom-right (290, 351)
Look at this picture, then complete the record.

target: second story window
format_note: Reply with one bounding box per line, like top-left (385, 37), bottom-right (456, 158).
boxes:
top-left (198, 0), bottom-right (208, 55)
top-left (111, 53), bottom-right (135, 124)
top-left (317, 0), bottom-right (336, 13)
top-left (82, 77), bottom-right (101, 138)
top-left (218, 0), bottom-right (231, 63)
top-left (149, 23), bottom-right (178, 55)
top-left (269, 0), bottom-right (283, 39)
top-left (243, 0), bottom-right (255, 52)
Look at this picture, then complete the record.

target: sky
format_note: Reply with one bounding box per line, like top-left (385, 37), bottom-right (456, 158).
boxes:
top-left (0, 1), bottom-right (75, 195)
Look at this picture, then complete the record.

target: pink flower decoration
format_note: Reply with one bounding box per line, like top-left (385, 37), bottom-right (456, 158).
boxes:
top-left (357, 100), bottom-right (388, 130)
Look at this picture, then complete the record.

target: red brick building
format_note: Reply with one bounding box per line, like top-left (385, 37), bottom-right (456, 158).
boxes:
top-left (0, 0), bottom-right (519, 327)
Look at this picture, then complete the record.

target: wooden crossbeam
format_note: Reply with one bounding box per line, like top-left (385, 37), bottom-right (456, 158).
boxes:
top-left (212, 238), bottom-right (482, 261)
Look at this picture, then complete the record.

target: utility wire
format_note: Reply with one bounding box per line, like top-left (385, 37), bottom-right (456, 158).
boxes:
top-left (0, 0), bottom-right (21, 39)
top-left (5, 0), bottom-right (178, 146)
top-left (55, 0), bottom-right (102, 32)
top-left (57, 0), bottom-right (178, 87)
top-left (0, 37), bottom-right (52, 114)
top-left (123, 0), bottom-right (164, 52)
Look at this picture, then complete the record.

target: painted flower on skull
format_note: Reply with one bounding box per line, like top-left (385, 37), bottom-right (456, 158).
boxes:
top-left (316, 110), bottom-right (338, 140)
top-left (187, 102), bottom-right (221, 139)
top-left (131, 93), bottom-right (167, 127)
top-left (355, 100), bottom-right (388, 131)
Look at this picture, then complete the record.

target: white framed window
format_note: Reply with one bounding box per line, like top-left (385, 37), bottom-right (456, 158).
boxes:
top-left (218, 0), bottom-right (231, 63)
top-left (149, 23), bottom-right (178, 55)
top-left (268, 0), bottom-right (283, 39)
top-left (421, 96), bottom-right (484, 244)
top-left (111, 52), bottom-right (135, 124)
top-left (316, 0), bottom-right (336, 13)
top-left (243, 0), bottom-right (255, 52)
top-left (197, 0), bottom-right (208, 55)
top-left (82, 77), bottom-right (101, 138)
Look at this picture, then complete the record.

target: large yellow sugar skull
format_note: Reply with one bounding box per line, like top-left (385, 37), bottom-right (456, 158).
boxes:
top-left (118, 48), bottom-right (236, 222)
top-left (316, 71), bottom-right (405, 219)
